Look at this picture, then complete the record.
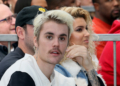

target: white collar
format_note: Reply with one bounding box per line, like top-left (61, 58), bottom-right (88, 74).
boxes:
top-left (61, 58), bottom-right (82, 77)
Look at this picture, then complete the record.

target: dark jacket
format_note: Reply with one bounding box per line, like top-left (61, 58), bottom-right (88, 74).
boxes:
top-left (0, 42), bottom-right (18, 62)
top-left (0, 47), bottom-right (24, 80)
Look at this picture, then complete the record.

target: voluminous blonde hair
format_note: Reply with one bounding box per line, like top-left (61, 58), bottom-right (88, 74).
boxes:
top-left (33, 10), bottom-right (74, 42)
top-left (60, 7), bottom-right (97, 69)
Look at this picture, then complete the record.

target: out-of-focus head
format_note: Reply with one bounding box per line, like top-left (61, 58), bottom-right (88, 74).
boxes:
top-left (31, 0), bottom-right (47, 8)
top-left (0, 0), bottom-right (3, 4)
top-left (2, 0), bottom-right (10, 7)
top-left (46, 0), bottom-right (61, 10)
top-left (80, 0), bottom-right (93, 6)
top-left (60, 0), bottom-right (81, 7)
top-left (15, 5), bottom-right (47, 55)
top-left (60, 7), bottom-right (95, 50)
top-left (9, 0), bottom-right (17, 13)
top-left (33, 10), bottom-right (74, 64)
top-left (14, 0), bottom-right (47, 14)
top-left (0, 4), bottom-right (16, 35)
top-left (92, 0), bottom-right (120, 22)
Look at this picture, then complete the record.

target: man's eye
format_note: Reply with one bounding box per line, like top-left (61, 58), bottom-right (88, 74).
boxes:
top-left (47, 36), bottom-right (53, 40)
top-left (59, 37), bottom-right (65, 41)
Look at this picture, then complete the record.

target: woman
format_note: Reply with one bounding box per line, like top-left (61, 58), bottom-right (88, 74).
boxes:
top-left (55, 7), bottom-right (106, 86)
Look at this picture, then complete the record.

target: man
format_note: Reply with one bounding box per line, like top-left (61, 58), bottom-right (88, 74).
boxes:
top-left (46, 0), bottom-right (61, 10)
top-left (0, 5), bottom-right (47, 80)
top-left (9, 0), bottom-right (17, 13)
top-left (31, 0), bottom-right (47, 8)
top-left (60, 0), bottom-right (81, 7)
top-left (98, 20), bottom-right (120, 86)
top-left (0, 4), bottom-right (16, 61)
top-left (0, 0), bottom-right (3, 4)
top-left (0, 10), bottom-right (76, 86)
top-left (2, 0), bottom-right (10, 7)
top-left (15, 0), bottom-right (47, 13)
top-left (46, 0), bottom-right (81, 10)
top-left (81, 0), bottom-right (93, 6)
top-left (92, 0), bottom-right (120, 59)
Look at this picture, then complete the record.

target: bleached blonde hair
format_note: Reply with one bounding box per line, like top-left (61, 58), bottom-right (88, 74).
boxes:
top-left (60, 7), bottom-right (97, 69)
top-left (33, 10), bottom-right (74, 42)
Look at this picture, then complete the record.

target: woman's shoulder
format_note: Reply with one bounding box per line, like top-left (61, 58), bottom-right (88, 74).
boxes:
top-left (55, 64), bottom-right (72, 77)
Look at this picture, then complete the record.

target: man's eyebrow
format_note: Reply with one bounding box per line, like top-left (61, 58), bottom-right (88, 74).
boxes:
top-left (45, 32), bottom-right (67, 37)
top-left (45, 32), bottom-right (54, 35)
top-left (60, 34), bottom-right (67, 37)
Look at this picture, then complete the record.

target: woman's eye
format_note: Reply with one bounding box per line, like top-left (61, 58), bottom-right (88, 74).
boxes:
top-left (47, 36), bottom-right (53, 40)
top-left (59, 37), bottom-right (65, 41)
top-left (76, 28), bottom-right (82, 32)
top-left (86, 27), bottom-right (88, 30)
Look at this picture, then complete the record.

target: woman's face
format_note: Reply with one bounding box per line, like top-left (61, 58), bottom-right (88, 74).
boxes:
top-left (70, 17), bottom-right (90, 48)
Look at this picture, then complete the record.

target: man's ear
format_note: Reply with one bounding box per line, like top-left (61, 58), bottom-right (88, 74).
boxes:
top-left (16, 26), bottom-right (25, 40)
top-left (33, 36), bottom-right (38, 48)
top-left (93, 3), bottom-right (100, 11)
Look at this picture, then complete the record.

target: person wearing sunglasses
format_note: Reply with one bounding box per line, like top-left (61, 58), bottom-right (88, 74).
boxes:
top-left (0, 4), bottom-right (17, 62)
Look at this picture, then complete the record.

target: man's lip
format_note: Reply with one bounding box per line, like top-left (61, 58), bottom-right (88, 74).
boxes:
top-left (113, 9), bottom-right (120, 14)
top-left (50, 50), bottom-right (60, 54)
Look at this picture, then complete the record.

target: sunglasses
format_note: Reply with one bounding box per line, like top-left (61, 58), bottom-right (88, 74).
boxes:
top-left (0, 14), bottom-right (17, 24)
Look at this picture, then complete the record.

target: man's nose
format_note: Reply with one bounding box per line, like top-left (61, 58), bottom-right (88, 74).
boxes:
top-left (11, 17), bottom-right (16, 25)
top-left (53, 38), bottom-right (59, 47)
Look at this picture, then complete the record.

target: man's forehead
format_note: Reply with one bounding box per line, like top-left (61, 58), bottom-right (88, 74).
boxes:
top-left (0, 5), bottom-right (12, 20)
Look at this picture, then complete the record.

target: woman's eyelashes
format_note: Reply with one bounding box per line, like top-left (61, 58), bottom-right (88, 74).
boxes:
top-left (75, 26), bottom-right (84, 32)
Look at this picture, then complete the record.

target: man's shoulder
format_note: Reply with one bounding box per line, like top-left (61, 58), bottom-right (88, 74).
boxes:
top-left (0, 47), bottom-right (25, 79)
top-left (0, 54), bottom-right (37, 86)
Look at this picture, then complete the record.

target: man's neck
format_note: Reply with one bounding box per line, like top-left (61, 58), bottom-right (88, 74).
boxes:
top-left (95, 13), bottom-right (113, 25)
top-left (18, 41), bottom-right (34, 55)
top-left (33, 54), bottom-right (55, 81)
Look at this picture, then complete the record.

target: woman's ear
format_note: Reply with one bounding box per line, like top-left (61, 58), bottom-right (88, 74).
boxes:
top-left (16, 26), bottom-right (25, 40)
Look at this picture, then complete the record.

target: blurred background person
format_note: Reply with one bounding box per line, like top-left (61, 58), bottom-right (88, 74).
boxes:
top-left (9, 0), bottom-right (17, 13)
top-left (0, 0), bottom-right (3, 4)
top-left (59, 0), bottom-right (81, 7)
top-left (14, 0), bottom-right (47, 13)
top-left (81, 0), bottom-right (93, 6)
top-left (0, 4), bottom-right (17, 61)
top-left (46, 0), bottom-right (61, 10)
top-left (2, 0), bottom-right (10, 7)
top-left (98, 20), bottom-right (120, 86)
top-left (92, 0), bottom-right (120, 59)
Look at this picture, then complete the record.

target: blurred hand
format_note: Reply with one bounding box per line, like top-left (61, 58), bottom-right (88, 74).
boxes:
top-left (66, 45), bottom-right (93, 71)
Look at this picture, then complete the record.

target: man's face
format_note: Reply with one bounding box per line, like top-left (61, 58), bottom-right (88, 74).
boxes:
top-left (81, 0), bottom-right (93, 6)
top-left (0, 5), bottom-right (16, 34)
top-left (10, 0), bottom-right (17, 11)
top-left (31, 0), bottom-right (47, 8)
top-left (35, 21), bottom-right (69, 65)
top-left (24, 24), bottom-right (35, 55)
top-left (61, 0), bottom-right (81, 7)
top-left (61, 0), bottom-right (75, 6)
top-left (98, 0), bottom-right (120, 20)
